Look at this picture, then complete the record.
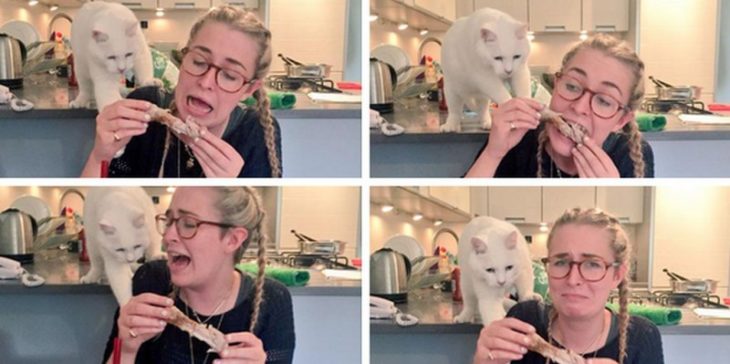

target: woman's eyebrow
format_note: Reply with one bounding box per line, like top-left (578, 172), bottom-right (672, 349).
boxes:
top-left (190, 45), bottom-right (247, 72)
top-left (565, 66), bottom-right (624, 97)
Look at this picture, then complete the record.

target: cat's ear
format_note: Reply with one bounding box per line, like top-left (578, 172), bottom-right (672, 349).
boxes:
top-left (471, 236), bottom-right (488, 255)
top-left (99, 221), bottom-right (116, 235)
top-left (126, 21), bottom-right (138, 37)
top-left (132, 214), bottom-right (145, 229)
top-left (480, 27), bottom-right (498, 42)
top-left (92, 30), bottom-right (109, 43)
top-left (505, 231), bottom-right (518, 250)
top-left (515, 24), bottom-right (528, 40)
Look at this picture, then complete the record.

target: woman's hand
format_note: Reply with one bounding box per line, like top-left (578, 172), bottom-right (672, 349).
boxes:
top-left (215, 332), bottom-right (266, 364)
top-left (185, 129), bottom-right (244, 177)
top-left (117, 293), bottom-right (174, 353)
top-left (91, 99), bottom-right (152, 162)
top-left (571, 136), bottom-right (620, 178)
top-left (586, 359), bottom-right (619, 364)
top-left (473, 318), bottom-right (536, 364)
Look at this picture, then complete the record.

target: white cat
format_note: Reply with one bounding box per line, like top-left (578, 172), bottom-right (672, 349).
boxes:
top-left (69, 1), bottom-right (159, 110)
top-left (80, 187), bottom-right (162, 306)
top-left (454, 216), bottom-right (539, 325)
top-left (440, 8), bottom-right (531, 132)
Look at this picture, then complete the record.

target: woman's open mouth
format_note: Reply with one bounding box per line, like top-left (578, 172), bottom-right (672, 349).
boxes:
top-left (187, 96), bottom-right (213, 116)
top-left (168, 251), bottom-right (192, 271)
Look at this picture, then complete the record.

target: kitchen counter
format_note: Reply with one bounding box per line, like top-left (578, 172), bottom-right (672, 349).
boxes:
top-left (0, 249), bottom-right (360, 296)
top-left (371, 289), bottom-right (730, 335)
top-left (370, 101), bottom-right (730, 177)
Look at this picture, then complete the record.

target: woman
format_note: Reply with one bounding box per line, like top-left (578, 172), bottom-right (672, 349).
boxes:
top-left (102, 187), bottom-right (295, 363)
top-left (473, 208), bottom-right (663, 364)
top-left (81, 6), bottom-right (282, 178)
top-left (466, 34), bottom-right (653, 178)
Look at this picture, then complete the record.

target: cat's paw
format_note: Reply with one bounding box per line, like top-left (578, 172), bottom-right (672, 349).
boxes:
top-left (440, 121), bottom-right (462, 133)
top-left (139, 78), bottom-right (163, 88)
top-left (453, 312), bottom-right (474, 323)
top-left (69, 98), bottom-right (91, 109)
top-left (79, 273), bottom-right (103, 284)
top-left (520, 292), bottom-right (544, 302)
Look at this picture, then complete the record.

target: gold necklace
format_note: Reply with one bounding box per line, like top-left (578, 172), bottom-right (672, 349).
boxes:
top-left (183, 282), bottom-right (234, 364)
top-left (545, 313), bottom-right (605, 364)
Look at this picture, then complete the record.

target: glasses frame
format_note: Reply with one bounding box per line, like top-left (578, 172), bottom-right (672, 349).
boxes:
top-left (155, 213), bottom-right (236, 239)
top-left (541, 256), bottom-right (621, 282)
top-left (180, 47), bottom-right (253, 93)
top-left (554, 72), bottom-right (631, 119)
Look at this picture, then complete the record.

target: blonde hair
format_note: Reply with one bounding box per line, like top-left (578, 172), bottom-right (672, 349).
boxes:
top-left (546, 208), bottom-right (631, 364)
top-left (213, 186), bottom-right (269, 333)
top-left (188, 6), bottom-right (281, 177)
top-left (536, 34), bottom-right (646, 178)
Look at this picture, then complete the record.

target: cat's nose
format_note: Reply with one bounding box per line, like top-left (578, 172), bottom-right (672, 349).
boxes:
top-left (118, 68), bottom-right (126, 74)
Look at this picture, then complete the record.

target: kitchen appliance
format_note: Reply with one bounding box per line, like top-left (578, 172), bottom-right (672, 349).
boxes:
top-left (649, 76), bottom-right (702, 101)
top-left (0, 208), bottom-right (37, 263)
top-left (290, 229), bottom-right (347, 256)
top-left (278, 53), bottom-right (332, 79)
top-left (370, 58), bottom-right (397, 113)
top-left (267, 74), bottom-right (340, 93)
top-left (371, 248), bottom-right (411, 303)
top-left (0, 33), bottom-right (27, 89)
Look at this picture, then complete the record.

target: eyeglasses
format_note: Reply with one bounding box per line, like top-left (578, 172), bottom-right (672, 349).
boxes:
top-left (180, 47), bottom-right (252, 93)
top-left (554, 72), bottom-right (630, 119)
top-left (155, 213), bottom-right (236, 239)
top-left (541, 256), bottom-right (620, 282)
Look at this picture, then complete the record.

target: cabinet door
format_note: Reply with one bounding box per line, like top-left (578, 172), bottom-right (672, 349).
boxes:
top-left (158, 0), bottom-right (210, 9)
top-left (211, 0), bottom-right (259, 8)
top-left (582, 0), bottom-right (629, 32)
top-left (596, 187), bottom-right (644, 223)
top-left (428, 187), bottom-right (470, 214)
top-left (488, 187), bottom-right (541, 224)
top-left (474, 0), bottom-right (528, 24)
top-left (542, 187), bottom-right (595, 224)
top-left (470, 187), bottom-right (489, 217)
top-left (529, 0), bottom-right (581, 32)
top-left (414, 0), bottom-right (456, 21)
top-left (110, 0), bottom-right (157, 10)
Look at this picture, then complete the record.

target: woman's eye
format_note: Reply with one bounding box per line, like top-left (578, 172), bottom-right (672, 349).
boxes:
top-left (221, 70), bottom-right (240, 82)
top-left (181, 218), bottom-right (197, 229)
top-left (553, 259), bottom-right (568, 267)
top-left (595, 95), bottom-right (615, 107)
top-left (565, 82), bottom-right (582, 93)
top-left (585, 260), bottom-right (603, 269)
top-left (192, 59), bottom-right (207, 67)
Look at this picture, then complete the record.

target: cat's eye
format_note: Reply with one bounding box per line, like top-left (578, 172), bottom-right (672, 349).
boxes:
top-left (513, 55), bottom-right (521, 60)
top-left (125, 53), bottom-right (133, 58)
top-left (494, 56), bottom-right (503, 61)
top-left (506, 265), bottom-right (514, 271)
top-left (486, 268), bottom-right (495, 273)
top-left (107, 56), bottom-right (117, 60)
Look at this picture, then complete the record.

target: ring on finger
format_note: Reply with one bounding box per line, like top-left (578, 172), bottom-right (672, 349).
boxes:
top-left (128, 329), bottom-right (138, 338)
top-left (113, 132), bottom-right (121, 142)
top-left (509, 122), bottom-right (516, 130)
top-left (486, 348), bottom-right (495, 360)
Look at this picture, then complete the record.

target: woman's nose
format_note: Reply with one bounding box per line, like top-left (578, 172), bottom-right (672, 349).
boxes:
top-left (566, 263), bottom-right (583, 285)
top-left (162, 222), bottom-right (179, 243)
top-left (570, 91), bottom-right (593, 116)
top-left (197, 66), bottom-right (218, 89)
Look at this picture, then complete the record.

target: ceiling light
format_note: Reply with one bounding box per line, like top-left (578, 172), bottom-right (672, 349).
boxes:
top-left (434, 219), bottom-right (443, 226)
top-left (539, 223), bottom-right (549, 232)
top-left (156, 8), bottom-right (165, 17)
top-left (419, 29), bottom-right (429, 36)
top-left (413, 213), bottom-right (423, 221)
top-left (369, 14), bottom-right (379, 22)
top-left (579, 30), bottom-right (588, 41)
top-left (527, 31), bottom-right (535, 41)
top-left (398, 23), bottom-right (408, 31)
top-left (166, 186), bottom-right (176, 193)
top-left (50, 4), bottom-right (59, 11)
top-left (381, 204), bottom-right (394, 213)
top-left (28, 0), bottom-right (39, 6)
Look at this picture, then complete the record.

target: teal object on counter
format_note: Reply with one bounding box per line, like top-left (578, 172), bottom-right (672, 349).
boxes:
top-left (635, 113), bottom-right (667, 132)
top-left (242, 91), bottom-right (297, 110)
top-left (236, 263), bottom-right (310, 287)
top-left (606, 303), bottom-right (682, 326)
top-left (532, 261), bottom-right (549, 300)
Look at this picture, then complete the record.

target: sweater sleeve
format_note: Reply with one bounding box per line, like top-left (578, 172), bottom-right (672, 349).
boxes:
top-left (257, 279), bottom-right (296, 363)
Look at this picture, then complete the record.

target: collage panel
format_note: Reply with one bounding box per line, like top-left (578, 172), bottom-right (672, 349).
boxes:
top-left (370, 0), bottom-right (730, 178)
top-left (0, 0), bottom-right (361, 178)
top-left (0, 185), bottom-right (361, 363)
top-left (370, 186), bottom-right (730, 363)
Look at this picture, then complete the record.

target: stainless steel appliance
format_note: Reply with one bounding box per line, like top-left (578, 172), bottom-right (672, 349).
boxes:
top-left (0, 34), bottom-right (26, 89)
top-left (0, 208), bottom-right (37, 263)
top-left (369, 58), bottom-right (396, 113)
top-left (267, 74), bottom-right (340, 93)
top-left (370, 248), bottom-right (410, 303)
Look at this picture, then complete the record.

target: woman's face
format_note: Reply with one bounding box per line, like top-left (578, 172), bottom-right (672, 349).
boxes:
top-left (175, 21), bottom-right (262, 132)
top-left (547, 48), bottom-right (636, 157)
top-left (163, 187), bottom-right (241, 289)
top-left (547, 223), bottom-right (625, 320)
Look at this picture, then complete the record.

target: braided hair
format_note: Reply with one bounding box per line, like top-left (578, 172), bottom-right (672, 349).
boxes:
top-left (536, 34), bottom-right (646, 177)
top-left (188, 6), bottom-right (281, 177)
top-left (546, 208), bottom-right (631, 364)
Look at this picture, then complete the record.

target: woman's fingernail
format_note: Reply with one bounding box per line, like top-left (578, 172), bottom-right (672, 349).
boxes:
top-left (524, 337), bottom-right (530, 344)
top-left (221, 350), bottom-right (229, 356)
top-left (536, 112), bottom-right (541, 118)
top-left (144, 113), bottom-right (151, 121)
top-left (159, 320), bottom-right (165, 326)
top-left (167, 299), bottom-right (174, 305)
top-left (161, 310), bottom-right (168, 317)
top-left (522, 346), bottom-right (527, 353)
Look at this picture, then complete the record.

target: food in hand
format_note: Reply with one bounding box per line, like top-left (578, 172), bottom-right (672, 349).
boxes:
top-left (149, 104), bottom-right (201, 139)
top-left (540, 109), bottom-right (587, 144)
top-left (527, 333), bottom-right (586, 364)
top-left (166, 306), bottom-right (227, 353)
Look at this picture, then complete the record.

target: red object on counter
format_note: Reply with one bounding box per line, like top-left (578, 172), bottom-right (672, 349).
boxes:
top-left (452, 267), bottom-right (462, 301)
top-left (101, 160), bottom-right (109, 178)
top-left (438, 77), bottom-right (448, 111)
top-left (337, 82), bottom-right (361, 90)
top-left (112, 337), bottom-right (121, 364)
top-left (351, 257), bottom-right (362, 268)
top-left (709, 104), bottom-right (730, 111)
top-left (67, 53), bottom-right (77, 87)
top-left (724, 297), bottom-right (730, 305)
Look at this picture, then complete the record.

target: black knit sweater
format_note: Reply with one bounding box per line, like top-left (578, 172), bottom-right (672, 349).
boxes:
top-left (102, 260), bottom-right (295, 364)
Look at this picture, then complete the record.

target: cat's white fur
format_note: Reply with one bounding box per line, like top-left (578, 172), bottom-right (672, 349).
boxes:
top-left (454, 216), bottom-right (539, 325)
top-left (69, 1), bottom-right (159, 110)
top-left (80, 187), bottom-right (162, 306)
top-left (440, 8), bottom-right (531, 132)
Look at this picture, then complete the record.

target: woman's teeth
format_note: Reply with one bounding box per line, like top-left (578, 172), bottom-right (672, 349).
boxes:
top-left (169, 252), bottom-right (191, 267)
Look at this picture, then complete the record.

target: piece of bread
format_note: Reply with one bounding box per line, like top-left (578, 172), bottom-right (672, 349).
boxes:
top-left (528, 333), bottom-right (586, 364)
top-left (149, 104), bottom-right (201, 139)
top-left (166, 306), bottom-right (227, 353)
top-left (539, 109), bottom-right (587, 144)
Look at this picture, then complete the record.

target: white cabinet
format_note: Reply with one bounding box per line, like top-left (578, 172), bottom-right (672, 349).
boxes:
top-left (470, 188), bottom-right (489, 217)
top-left (474, 0), bottom-right (528, 24)
top-left (529, 0), bottom-right (581, 32)
top-left (110, 0), bottom-right (157, 10)
top-left (414, 0), bottom-right (456, 22)
top-left (582, 0), bottom-right (629, 32)
top-left (488, 187), bottom-right (541, 224)
top-left (158, 0), bottom-right (210, 9)
top-left (211, 0), bottom-right (259, 8)
top-left (596, 187), bottom-right (644, 223)
top-left (427, 187), bottom-right (470, 214)
top-left (542, 187), bottom-right (595, 224)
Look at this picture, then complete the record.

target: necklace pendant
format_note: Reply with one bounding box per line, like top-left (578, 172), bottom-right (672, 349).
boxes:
top-left (186, 157), bottom-right (195, 170)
